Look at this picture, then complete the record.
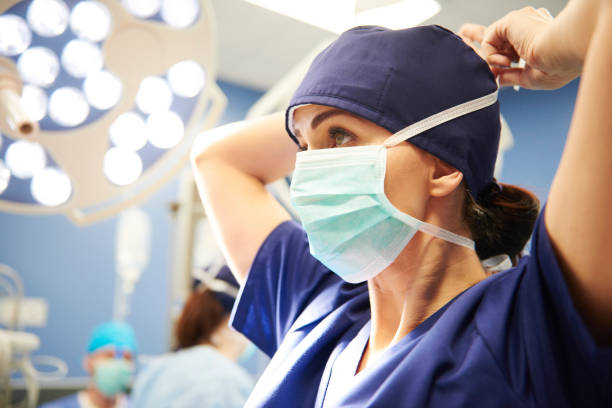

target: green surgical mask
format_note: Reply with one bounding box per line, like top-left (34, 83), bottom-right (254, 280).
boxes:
top-left (94, 359), bottom-right (133, 397)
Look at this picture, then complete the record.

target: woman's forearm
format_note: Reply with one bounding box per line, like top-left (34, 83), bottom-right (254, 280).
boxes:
top-left (190, 112), bottom-right (298, 281)
top-left (191, 112), bottom-right (297, 185)
top-left (535, 0), bottom-right (602, 71)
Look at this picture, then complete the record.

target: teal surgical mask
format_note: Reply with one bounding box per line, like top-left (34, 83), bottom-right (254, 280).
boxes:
top-left (94, 358), bottom-right (133, 397)
top-left (289, 91), bottom-right (499, 283)
top-left (290, 145), bottom-right (474, 283)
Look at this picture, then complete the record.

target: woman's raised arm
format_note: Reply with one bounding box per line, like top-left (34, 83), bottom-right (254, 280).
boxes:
top-left (463, 1), bottom-right (612, 344)
top-left (190, 112), bottom-right (298, 283)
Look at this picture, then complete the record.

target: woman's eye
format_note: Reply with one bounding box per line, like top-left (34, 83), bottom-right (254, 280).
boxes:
top-left (330, 128), bottom-right (354, 147)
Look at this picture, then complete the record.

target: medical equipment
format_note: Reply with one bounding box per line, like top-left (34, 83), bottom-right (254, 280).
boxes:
top-left (0, 264), bottom-right (67, 408)
top-left (0, 0), bottom-right (226, 225)
top-left (113, 207), bottom-right (151, 321)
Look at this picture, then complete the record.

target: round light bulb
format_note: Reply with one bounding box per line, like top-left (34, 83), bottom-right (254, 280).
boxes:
top-left (61, 39), bottom-right (103, 78)
top-left (0, 160), bottom-right (10, 195)
top-left (70, 1), bottom-right (112, 42)
top-left (5, 140), bottom-right (47, 179)
top-left (122, 0), bottom-right (162, 18)
top-left (84, 70), bottom-right (122, 110)
top-left (0, 15), bottom-right (31, 56)
top-left (160, 0), bottom-right (199, 28)
top-left (104, 148), bottom-right (143, 186)
top-left (20, 85), bottom-right (48, 122)
top-left (49, 87), bottom-right (90, 127)
top-left (146, 111), bottom-right (184, 149)
top-left (136, 76), bottom-right (173, 114)
top-left (31, 167), bottom-right (72, 206)
top-left (17, 47), bottom-right (59, 87)
top-left (109, 112), bottom-right (147, 151)
top-left (27, 0), bottom-right (69, 37)
top-left (167, 60), bottom-right (206, 98)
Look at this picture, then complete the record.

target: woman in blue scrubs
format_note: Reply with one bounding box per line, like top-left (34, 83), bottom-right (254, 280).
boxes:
top-left (191, 2), bottom-right (612, 407)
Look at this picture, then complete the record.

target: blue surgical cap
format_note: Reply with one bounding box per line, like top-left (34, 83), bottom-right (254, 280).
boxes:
top-left (87, 321), bottom-right (138, 354)
top-left (287, 25), bottom-right (500, 198)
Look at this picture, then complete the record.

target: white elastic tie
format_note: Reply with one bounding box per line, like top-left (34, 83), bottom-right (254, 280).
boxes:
top-left (194, 269), bottom-right (239, 298)
top-left (383, 90), bottom-right (499, 147)
top-left (481, 254), bottom-right (513, 274)
top-left (418, 222), bottom-right (475, 250)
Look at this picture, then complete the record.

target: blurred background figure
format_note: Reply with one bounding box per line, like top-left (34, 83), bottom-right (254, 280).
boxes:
top-left (39, 321), bottom-right (137, 408)
top-left (130, 265), bottom-right (257, 408)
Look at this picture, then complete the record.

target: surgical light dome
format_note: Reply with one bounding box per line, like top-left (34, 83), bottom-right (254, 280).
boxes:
top-left (0, 0), bottom-right (225, 224)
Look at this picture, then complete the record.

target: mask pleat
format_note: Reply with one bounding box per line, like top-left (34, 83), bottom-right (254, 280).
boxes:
top-left (293, 194), bottom-right (380, 225)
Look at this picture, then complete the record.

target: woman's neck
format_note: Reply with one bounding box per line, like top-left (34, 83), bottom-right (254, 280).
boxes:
top-left (359, 230), bottom-right (486, 372)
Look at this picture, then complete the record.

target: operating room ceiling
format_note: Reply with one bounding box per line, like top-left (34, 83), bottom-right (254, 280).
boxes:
top-left (212, 0), bottom-right (567, 91)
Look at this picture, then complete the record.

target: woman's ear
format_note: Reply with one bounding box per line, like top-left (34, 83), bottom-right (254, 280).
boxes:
top-left (430, 158), bottom-right (463, 198)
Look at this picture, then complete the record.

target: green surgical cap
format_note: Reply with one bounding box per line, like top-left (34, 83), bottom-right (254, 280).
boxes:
top-left (87, 321), bottom-right (138, 354)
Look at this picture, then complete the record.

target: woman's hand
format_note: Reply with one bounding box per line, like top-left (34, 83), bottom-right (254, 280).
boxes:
top-left (465, 1), bottom-right (612, 345)
top-left (459, 7), bottom-right (583, 90)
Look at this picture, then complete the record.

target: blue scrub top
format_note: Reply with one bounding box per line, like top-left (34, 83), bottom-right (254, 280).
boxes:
top-left (230, 211), bottom-right (612, 407)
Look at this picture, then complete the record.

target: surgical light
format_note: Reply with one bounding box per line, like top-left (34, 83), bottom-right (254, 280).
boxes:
top-left (26, 0), bottom-right (69, 37)
top-left (0, 160), bottom-right (10, 194)
top-left (30, 166), bottom-right (72, 206)
top-left (17, 46), bottom-right (59, 87)
top-left (61, 39), bottom-right (103, 78)
top-left (0, 15), bottom-right (31, 56)
top-left (109, 112), bottom-right (147, 151)
top-left (160, 0), bottom-right (199, 28)
top-left (122, 0), bottom-right (161, 19)
top-left (146, 110), bottom-right (184, 149)
top-left (167, 60), bottom-right (206, 98)
top-left (5, 140), bottom-right (46, 179)
top-left (104, 147), bottom-right (143, 186)
top-left (83, 70), bottom-right (122, 110)
top-left (20, 84), bottom-right (47, 121)
top-left (0, 0), bottom-right (225, 224)
top-left (48, 86), bottom-right (89, 127)
top-left (69, 1), bottom-right (111, 42)
top-left (136, 76), bottom-right (173, 114)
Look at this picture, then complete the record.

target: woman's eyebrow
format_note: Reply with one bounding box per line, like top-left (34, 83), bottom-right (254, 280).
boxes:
top-left (311, 109), bottom-right (360, 130)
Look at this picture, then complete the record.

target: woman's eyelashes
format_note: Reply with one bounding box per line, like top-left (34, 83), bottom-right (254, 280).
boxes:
top-left (329, 127), bottom-right (355, 147)
top-left (297, 127), bottom-right (356, 150)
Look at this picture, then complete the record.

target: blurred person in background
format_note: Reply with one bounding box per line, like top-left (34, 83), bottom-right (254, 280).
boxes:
top-left (130, 265), bottom-right (258, 408)
top-left (40, 321), bottom-right (137, 408)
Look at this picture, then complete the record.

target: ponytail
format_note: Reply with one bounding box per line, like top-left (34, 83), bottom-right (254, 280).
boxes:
top-left (175, 289), bottom-right (227, 349)
top-left (463, 182), bottom-right (540, 264)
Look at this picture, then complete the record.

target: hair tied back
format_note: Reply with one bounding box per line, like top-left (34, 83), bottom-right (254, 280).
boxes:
top-left (478, 179), bottom-right (503, 206)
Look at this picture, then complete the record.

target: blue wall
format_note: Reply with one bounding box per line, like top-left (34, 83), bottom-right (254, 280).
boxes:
top-left (0, 77), bottom-right (580, 379)
top-left (0, 80), bottom-right (263, 379)
top-left (498, 79), bottom-right (578, 201)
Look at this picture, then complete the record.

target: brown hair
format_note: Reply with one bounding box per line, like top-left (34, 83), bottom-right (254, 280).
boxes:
top-left (175, 288), bottom-right (227, 349)
top-left (463, 182), bottom-right (540, 264)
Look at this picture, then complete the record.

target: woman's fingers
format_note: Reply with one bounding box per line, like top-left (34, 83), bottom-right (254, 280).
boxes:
top-left (458, 23), bottom-right (485, 44)
top-left (492, 67), bottom-right (524, 87)
top-left (536, 7), bottom-right (553, 19)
